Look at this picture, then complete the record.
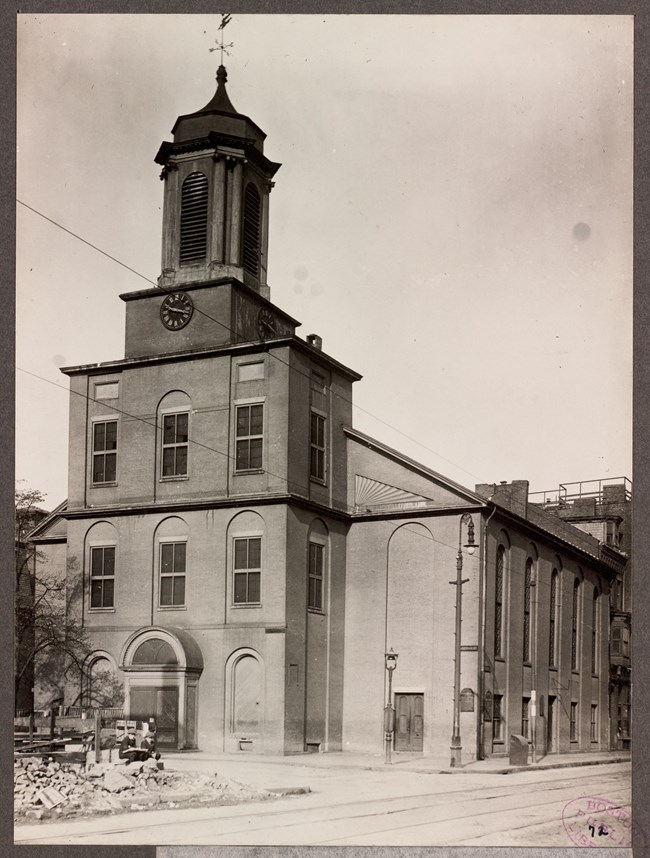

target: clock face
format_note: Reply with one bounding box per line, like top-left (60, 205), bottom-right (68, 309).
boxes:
top-left (257, 308), bottom-right (277, 340)
top-left (160, 292), bottom-right (194, 330)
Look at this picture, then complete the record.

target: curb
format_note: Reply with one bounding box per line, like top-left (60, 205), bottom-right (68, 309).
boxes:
top-left (434, 755), bottom-right (631, 776)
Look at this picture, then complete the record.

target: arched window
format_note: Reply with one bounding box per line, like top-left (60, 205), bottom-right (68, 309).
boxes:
top-left (523, 559), bottom-right (533, 662)
top-left (592, 587), bottom-right (600, 674)
top-left (242, 183), bottom-right (261, 276)
top-left (180, 172), bottom-right (208, 264)
top-left (132, 638), bottom-right (179, 665)
top-left (84, 655), bottom-right (123, 708)
top-left (549, 570), bottom-right (559, 667)
top-left (494, 546), bottom-right (505, 658)
top-left (571, 578), bottom-right (580, 670)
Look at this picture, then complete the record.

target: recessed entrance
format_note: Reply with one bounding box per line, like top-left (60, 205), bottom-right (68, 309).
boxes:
top-left (394, 693), bottom-right (424, 752)
top-left (130, 686), bottom-right (179, 748)
top-left (121, 626), bottom-right (203, 750)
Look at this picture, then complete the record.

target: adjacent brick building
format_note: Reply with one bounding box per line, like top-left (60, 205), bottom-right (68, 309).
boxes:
top-left (27, 64), bottom-right (625, 761)
top-left (529, 479), bottom-right (632, 751)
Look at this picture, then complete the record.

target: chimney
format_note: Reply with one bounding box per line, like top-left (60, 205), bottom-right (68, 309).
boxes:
top-left (306, 334), bottom-right (322, 350)
top-left (492, 480), bottom-right (529, 517)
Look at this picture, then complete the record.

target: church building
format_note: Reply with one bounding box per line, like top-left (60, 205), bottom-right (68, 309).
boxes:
top-left (28, 63), bottom-right (624, 761)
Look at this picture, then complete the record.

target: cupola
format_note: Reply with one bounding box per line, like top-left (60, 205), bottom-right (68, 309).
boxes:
top-left (155, 65), bottom-right (281, 299)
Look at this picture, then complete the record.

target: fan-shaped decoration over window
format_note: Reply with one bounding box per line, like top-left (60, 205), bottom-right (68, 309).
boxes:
top-left (242, 183), bottom-right (261, 276)
top-left (132, 638), bottom-right (178, 665)
top-left (354, 475), bottom-right (434, 512)
top-left (180, 172), bottom-right (209, 264)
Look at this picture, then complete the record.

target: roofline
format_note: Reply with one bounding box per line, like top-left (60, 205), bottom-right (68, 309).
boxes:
top-left (344, 426), bottom-right (618, 573)
top-left (343, 426), bottom-right (484, 505)
top-left (60, 336), bottom-right (362, 382)
top-left (56, 493), bottom-right (353, 524)
top-left (24, 499), bottom-right (68, 541)
top-left (485, 502), bottom-right (619, 577)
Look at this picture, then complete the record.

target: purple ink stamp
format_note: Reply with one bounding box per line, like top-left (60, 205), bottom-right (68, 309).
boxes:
top-left (562, 795), bottom-right (632, 848)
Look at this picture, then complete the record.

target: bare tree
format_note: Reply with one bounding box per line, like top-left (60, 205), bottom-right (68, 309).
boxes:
top-left (15, 487), bottom-right (92, 712)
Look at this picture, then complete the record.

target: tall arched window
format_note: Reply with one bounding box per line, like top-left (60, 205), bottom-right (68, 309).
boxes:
top-left (592, 587), bottom-right (600, 674)
top-left (549, 570), bottom-right (559, 667)
top-left (242, 182), bottom-right (261, 276)
top-left (571, 578), bottom-right (580, 670)
top-left (494, 546), bottom-right (505, 658)
top-left (180, 172), bottom-right (209, 263)
top-left (523, 559), bottom-right (533, 662)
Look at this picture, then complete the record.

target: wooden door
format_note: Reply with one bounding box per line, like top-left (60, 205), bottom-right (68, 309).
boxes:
top-left (394, 694), bottom-right (424, 752)
top-left (547, 696), bottom-right (556, 753)
top-left (130, 686), bottom-right (179, 748)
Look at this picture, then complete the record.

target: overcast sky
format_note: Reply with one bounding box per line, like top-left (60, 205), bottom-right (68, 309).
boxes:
top-left (16, 13), bottom-right (632, 507)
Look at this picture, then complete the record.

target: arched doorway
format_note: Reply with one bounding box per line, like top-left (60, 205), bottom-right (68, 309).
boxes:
top-left (224, 649), bottom-right (264, 752)
top-left (121, 626), bottom-right (203, 749)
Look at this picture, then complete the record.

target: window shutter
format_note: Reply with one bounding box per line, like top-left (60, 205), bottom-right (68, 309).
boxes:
top-left (180, 173), bottom-right (209, 263)
top-left (242, 183), bottom-right (261, 276)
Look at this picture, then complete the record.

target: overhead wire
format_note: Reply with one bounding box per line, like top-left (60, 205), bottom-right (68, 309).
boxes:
top-left (17, 198), bottom-right (481, 482)
top-left (17, 201), bottom-right (622, 589)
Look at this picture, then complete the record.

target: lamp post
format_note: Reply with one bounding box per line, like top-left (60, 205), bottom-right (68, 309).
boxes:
top-left (450, 513), bottom-right (476, 768)
top-left (384, 648), bottom-right (399, 765)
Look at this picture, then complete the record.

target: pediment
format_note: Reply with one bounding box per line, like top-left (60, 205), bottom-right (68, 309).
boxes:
top-left (354, 475), bottom-right (436, 513)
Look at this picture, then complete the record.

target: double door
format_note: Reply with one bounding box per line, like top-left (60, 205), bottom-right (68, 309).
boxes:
top-left (129, 686), bottom-right (179, 748)
top-left (394, 693), bottom-right (424, 752)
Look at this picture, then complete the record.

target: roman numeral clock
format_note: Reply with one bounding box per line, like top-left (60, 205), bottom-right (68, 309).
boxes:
top-left (160, 291), bottom-right (194, 330)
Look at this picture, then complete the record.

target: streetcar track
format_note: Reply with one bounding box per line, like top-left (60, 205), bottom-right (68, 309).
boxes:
top-left (15, 768), bottom-right (631, 846)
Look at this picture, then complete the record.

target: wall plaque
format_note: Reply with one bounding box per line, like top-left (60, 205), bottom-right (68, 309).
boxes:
top-left (460, 687), bottom-right (475, 712)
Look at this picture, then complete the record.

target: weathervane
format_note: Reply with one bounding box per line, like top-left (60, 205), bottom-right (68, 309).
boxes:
top-left (209, 14), bottom-right (234, 65)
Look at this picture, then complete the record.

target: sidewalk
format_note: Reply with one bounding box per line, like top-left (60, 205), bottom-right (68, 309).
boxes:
top-left (161, 747), bottom-right (630, 791)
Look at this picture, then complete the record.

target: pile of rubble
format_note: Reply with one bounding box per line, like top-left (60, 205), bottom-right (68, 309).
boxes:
top-left (14, 756), bottom-right (276, 823)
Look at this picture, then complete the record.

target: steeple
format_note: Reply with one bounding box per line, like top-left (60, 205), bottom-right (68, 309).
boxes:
top-left (193, 64), bottom-right (238, 116)
top-left (155, 62), bottom-right (281, 299)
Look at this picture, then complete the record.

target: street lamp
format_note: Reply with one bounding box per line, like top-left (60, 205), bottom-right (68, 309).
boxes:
top-left (384, 648), bottom-right (399, 765)
top-left (450, 513), bottom-right (476, 768)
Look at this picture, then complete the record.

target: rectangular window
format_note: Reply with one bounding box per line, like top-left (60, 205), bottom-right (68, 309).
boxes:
top-left (159, 542), bottom-right (186, 607)
top-left (90, 546), bottom-right (115, 608)
top-left (612, 625), bottom-right (621, 655)
top-left (92, 420), bottom-right (117, 483)
top-left (494, 547), bottom-right (504, 658)
top-left (310, 412), bottom-right (326, 481)
top-left (570, 702), bottom-right (578, 741)
top-left (521, 697), bottom-right (530, 739)
top-left (493, 695), bottom-right (503, 742)
top-left (162, 412), bottom-right (189, 477)
top-left (571, 580), bottom-right (580, 670)
top-left (619, 704), bottom-right (630, 738)
top-left (237, 361), bottom-right (264, 382)
top-left (236, 404), bottom-right (263, 471)
top-left (622, 627), bottom-right (630, 657)
top-left (591, 705), bottom-right (598, 741)
top-left (233, 537), bottom-right (261, 604)
top-left (308, 542), bottom-right (324, 611)
top-left (94, 381), bottom-right (119, 400)
top-left (591, 591), bottom-right (599, 674)
top-left (523, 561), bottom-right (532, 662)
top-left (549, 571), bottom-right (558, 667)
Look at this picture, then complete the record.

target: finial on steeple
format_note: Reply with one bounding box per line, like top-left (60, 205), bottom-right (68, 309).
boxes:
top-left (209, 14), bottom-right (234, 66)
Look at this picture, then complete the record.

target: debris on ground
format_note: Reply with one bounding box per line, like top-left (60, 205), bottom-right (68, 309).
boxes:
top-left (14, 756), bottom-right (277, 824)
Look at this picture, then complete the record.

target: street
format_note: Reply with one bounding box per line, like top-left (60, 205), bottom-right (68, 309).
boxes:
top-left (14, 760), bottom-right (631, 847)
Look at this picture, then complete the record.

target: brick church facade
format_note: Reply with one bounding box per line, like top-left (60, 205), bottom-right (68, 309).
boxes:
top-left (28, 64), bottom-right (625, 760)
